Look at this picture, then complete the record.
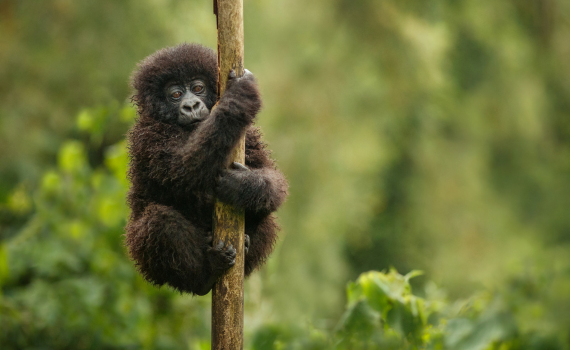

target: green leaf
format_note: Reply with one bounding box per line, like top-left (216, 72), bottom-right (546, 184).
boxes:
top-left (0, 244), bottom-right (9, 285)
top-left (6, 184), bottom-right (32, 213)
top-left (76, 110), bottom-right (94, 131)
top-left (336, 299), bottom-right (380, 340)
top-left (104, 141), bottom-right (128, 185)
top-left (404, 270), bottom-right (424, 282)
top-left (41, 171), bottom-right (61, 194)
top-left (119, 106), bottom-right (137, 123)
top-left (58, 141), bottom-right (88, 174)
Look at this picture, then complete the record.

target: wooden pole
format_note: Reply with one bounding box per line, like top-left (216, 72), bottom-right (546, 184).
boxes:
top-left (211, 0), bottom-right (245, 349)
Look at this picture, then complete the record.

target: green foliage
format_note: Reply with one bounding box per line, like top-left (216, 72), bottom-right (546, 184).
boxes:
top-left (250, 324), bottom-right (329, 350)
top-left (251, 270), bottom-right (568, 350)
top-left (0, 107), bottom-right (210, 349)
top-left (0, 0), bottom-right (216, 197)
top-left (338, 270), bottom-right (428, 346)
top-left (1, 0), bottom-right (570, 348)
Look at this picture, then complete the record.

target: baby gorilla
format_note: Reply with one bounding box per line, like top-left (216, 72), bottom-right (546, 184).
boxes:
top-left (125, 44), bottom-right (288, 295)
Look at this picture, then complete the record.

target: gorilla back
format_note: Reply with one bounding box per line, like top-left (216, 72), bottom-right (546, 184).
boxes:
top-left (125, 44), bottom-right (288, 295)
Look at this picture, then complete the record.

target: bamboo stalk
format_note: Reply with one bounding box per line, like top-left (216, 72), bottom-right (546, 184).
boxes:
top-left (211, 0), bottom-right (245, 349)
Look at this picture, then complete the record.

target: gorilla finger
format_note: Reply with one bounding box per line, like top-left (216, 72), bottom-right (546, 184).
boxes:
top-left (216, 240), bottom-right (224, 250)
top-left (231, 162), bottom-right (249, 171)
top-left (242, 69), bottom-right (255, 82)
top-left (228, 69), bottom-right (236, 79)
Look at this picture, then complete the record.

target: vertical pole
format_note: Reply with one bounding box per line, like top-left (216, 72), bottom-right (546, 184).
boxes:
top-left (212, 0), bottom-right (245, 349)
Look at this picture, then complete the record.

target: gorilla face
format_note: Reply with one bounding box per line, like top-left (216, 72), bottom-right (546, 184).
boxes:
top-left (131, 43), bottom-right (218, 126)
top-left (165, 79), bottom-right (211, 125)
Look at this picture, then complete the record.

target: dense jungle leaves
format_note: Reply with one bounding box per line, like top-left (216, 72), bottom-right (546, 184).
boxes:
top-left (1, 0), bottom-right (569, 348)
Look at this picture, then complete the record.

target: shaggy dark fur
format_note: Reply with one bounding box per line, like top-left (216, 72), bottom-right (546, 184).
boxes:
top-left (124, 43), bottom-right (288, 295)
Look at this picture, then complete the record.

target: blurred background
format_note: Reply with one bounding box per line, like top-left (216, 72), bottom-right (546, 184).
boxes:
top-left (1, 0), bottom-right (569, 349)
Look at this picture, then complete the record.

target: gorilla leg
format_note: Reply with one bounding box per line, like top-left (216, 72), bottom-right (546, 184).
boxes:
top-left (125, 203), bottom-right (235, 295)
top-left (244, 215), bottom-right (279, 276)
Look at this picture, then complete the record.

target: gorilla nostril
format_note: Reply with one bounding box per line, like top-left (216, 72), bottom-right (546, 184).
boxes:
top-left (192, 101), bottom-right (201, 110)
top-left (182, 104), bottom-right (193, 114)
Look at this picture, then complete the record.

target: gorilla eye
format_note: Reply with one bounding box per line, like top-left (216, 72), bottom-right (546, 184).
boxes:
top-left (192, 85), bottom-right (204, 93)
top-left (171, 91), bottom-right (183, 99)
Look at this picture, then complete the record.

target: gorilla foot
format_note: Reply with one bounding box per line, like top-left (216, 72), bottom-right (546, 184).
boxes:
top-left (208, 239), bottom-right (236, 271)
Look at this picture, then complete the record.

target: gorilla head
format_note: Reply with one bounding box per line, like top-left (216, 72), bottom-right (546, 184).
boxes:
top-left (131, 44), bottom-right (218, 126)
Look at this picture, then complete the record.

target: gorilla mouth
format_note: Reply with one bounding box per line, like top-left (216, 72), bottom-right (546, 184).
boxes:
top-left (179, 115), bottom-right (200, 126)
top-left (179, 109), bottom-right (210, 125)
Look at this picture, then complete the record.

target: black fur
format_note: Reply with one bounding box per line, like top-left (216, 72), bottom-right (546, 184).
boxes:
top-left (125, 44), bottom-right (288, 295)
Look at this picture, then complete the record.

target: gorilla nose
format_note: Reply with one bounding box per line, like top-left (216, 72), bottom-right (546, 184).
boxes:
top-left (181, 101), bottom-right (201, 115)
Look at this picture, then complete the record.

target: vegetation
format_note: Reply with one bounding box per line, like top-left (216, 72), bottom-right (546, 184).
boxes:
top-left (253, 268), bottom-right (569, 350)
top-left (1, 0), bottom-right (569, 349)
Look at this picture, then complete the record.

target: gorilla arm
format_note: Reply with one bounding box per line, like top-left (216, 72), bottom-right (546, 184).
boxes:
top-left (215, 127), bottom-right (288, 215)
top-left (178, 70), bottom-right (261, 191)
top-left (133, 70), bottom-right (261, 194)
